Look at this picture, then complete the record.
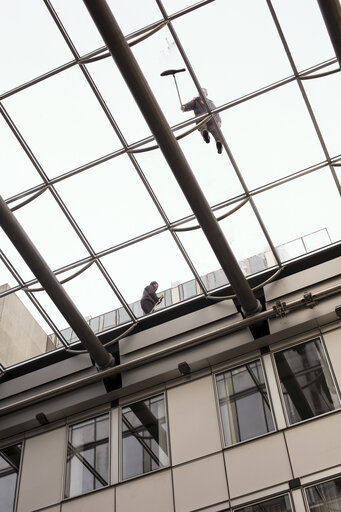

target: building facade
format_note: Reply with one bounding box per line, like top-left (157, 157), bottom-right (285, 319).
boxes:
top-left (1, 255), bottom-right (341, 512)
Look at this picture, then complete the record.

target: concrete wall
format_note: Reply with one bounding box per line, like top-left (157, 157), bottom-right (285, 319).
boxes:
top-left (0, 283), bottom-right (49, 367)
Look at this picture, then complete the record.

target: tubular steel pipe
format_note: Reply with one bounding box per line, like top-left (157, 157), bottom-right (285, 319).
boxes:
top-left (316, 0), bottom-right (341, 68)
top-left (0, 196), bottom-right (114, 370)
top-left (82, 0), bottom-right (261, 317)
top-left (1, 281), bottom-right (340, 417)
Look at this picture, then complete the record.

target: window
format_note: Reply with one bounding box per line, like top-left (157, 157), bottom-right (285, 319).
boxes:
top-left (216, 359), bottom-right (274, 446)
top-left (0, 444), bottom-right (22, 512)
top-left (235, 494), bottom-right (292, 512)
top-left (121, 393), bottom-right (169, 479)
top-left (274, 338), bottom-right (340, 425)
top-left (64, 413), bottom-right (110, 498)
top-left (305, 477), bottom-right (341, 511)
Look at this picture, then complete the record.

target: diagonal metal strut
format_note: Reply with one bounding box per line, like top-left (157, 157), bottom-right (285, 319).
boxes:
top-left (83, 0), bottom-right (261, 316)
top-left (0, 196), bottom-right (115, 370)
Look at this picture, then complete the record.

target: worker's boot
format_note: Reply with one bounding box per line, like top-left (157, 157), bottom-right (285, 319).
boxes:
top-left (202, 130), bottom-right (210, 143)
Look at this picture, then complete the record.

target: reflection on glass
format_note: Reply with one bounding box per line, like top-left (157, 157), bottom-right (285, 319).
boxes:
top-left (236, 494), bottom-right (292, 512)
top-left (122, 394), bottom-right (169, 479)
top-left (0, 444), bottom-right (22, 512)
top-left (65, 414), bottom-right (110, 498)
top-left (274, 339), bottom-right (340, 425)
top-left (306, 477), bottom-right (341, 511)
top-left (216, 360), bottom-right (274, 446)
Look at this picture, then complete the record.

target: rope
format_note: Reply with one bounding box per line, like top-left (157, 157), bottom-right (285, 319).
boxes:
top-left (10, 187), bottom-right (48, 212)
top-left (65, 322), bottom-right (138, 354)
top-left (127, 115), bottom-right (212, 154)
top-left (205, 266), bottom-right (283, 301)
top-left (171, 197), bottom-right (250, 232)
top-left (22, 261), bottom-right (94, 292)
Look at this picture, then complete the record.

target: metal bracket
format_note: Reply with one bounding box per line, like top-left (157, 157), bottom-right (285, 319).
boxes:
top-left (273, 300), bottom-right (287, 318)
top-left (303, 291), bottom-right (316, 309)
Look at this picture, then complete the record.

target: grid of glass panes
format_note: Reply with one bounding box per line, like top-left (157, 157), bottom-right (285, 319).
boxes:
top-left (121, 393), bottom-right (169, 479)
top-left (0, 0), bottom-right (340, 370)
top-left (274, 338), bottom-right (340, 425)
top-left (64, 413), bottom-right (110, 498)
top-left (216, 359), bottom-right (275, 446)
top-left (0, 444), bottom-right (22, 512)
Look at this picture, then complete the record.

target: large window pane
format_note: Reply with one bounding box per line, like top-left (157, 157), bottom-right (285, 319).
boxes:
top-left (274, 338), bottom-right (340, 425)
top-left (122, 394), bottom-right (169, 479)
top-left (305, 477), bottom-right (341, 511)
top-left (65, 413), bottom-right (110, 498)
top-left (0, 444), bottom-right (22, 512)
top-left (236, 494), bottom-right (292, 512)
top-left (216, 360), bottom-right (274, 446)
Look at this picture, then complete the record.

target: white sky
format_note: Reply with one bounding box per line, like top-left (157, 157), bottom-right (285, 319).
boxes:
top-left (0, 0), bottom-right (340, 361)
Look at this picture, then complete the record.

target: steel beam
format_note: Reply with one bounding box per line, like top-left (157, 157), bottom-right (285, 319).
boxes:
top-left (317, 0), bottom-right (341, 68)
top-left (0, 196), bottom-right (115, 370)
top-left (82, 0), bottom-right (261, 316)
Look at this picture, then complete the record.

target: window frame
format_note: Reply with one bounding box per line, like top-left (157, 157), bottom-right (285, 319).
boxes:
top-left (119, 391), bottom-right (170, 481)
top-left (272, 336), bottom-right (341, 427)
top-left (0, 441), bottom-right (23, 512)
top-left (214, 356), bottom-right (276, 448)
top-left (63, 410), bottom-right (111, 500)
top-left (303, 474), bottom-right (341, 511)
top-left (233, 491), bottom-right (294, 512)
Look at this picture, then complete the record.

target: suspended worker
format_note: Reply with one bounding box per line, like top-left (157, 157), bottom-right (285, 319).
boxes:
top-left (140, 281), bottom-right (164, 314)
top-left (181, 88), bottom-right (223, 154)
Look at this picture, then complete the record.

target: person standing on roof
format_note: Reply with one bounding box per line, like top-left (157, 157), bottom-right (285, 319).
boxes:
top-left (140, 281), bottom-right (164, 314)
top-left (181, 88), bottom-right (223, 154)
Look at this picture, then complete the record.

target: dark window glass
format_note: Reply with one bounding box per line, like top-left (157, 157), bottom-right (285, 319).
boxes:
top-left (0, 444), bottom-right (22, 512)
top-left (122, 394), bottom-right (169, 479)
top-left (65, 413), bottom-right (109, 498)
top-left (236, 494), bottom-right (292, 512)
top-left (216, 360), bottom-right (274, 446)
top-left (274, 338), bottom-right (340, 425)
top-left (306, 477), bottom-right (341, 511)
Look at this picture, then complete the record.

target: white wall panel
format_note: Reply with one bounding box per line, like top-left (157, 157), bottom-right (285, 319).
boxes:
top-left (17, 428), bottom-right (66, 512)
top-left (167, 376), bottom-right (221, 465)
top-left (116, 469), bottom-right (173, 512)
top-left (285, 412), bottom-right (341, 476)
top-left (224, 433), bottom-right (292, 498)
top-left (61, 488), bottom-right (115, 512)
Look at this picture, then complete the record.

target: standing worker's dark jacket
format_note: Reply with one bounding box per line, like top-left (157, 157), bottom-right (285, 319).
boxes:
top-left (140, 285), bottom-right (160, 314)
top-left (183, 97), bottom-right (221, 124)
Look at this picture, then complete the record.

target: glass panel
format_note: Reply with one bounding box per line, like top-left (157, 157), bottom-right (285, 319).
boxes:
top-left (3, 66), bottom-right (122, 178)
top-left (122, 393), bottom-right (169, 479)
top-left (0, 444), bottom-right (22, 512)
top-left (65, 413), bottom-right (110, 498)
top-left (172, 0), bottom-right (292, 103)
top-left (110, 0), bottom-right (162, 36)
top-left (0, 1), bottom-right (72, 93)
top-left (216, 360), bottom-right (274, 446)
top-left (305, 477), bottom-right (341, 511)
top-left (274, 338), bottom-right (340, 425)
top-left (55, 156), bottom-right (165, 252)
top-left (100, 231), bottom-right (198, 310)
top-left (221, 82), bottom-right (325, 190)
top-left (253, 169), bottom-right (341, 262)
top-left (0, 115), bottom-right (43, 200)
top-left (10, 191), bottom-right (88, 272)
top-left (302, 72), bottom-right (341, 157)
top-left (272, 0), bottom-right (336, 70)
top-left (236, 494), bottom-right (292, 512)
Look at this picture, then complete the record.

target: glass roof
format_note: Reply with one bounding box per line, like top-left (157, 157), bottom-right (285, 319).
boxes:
top-left (0, 0), bottom-right (340, 371)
